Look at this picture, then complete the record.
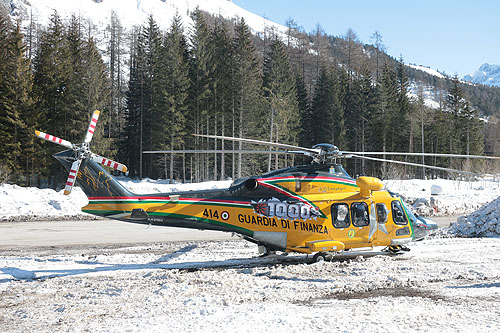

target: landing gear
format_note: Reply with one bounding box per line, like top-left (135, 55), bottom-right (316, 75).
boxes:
top-left (258, 245), bottom-right (276, 257)
top-left (312, 252), bottom-right (334, 263)
top-left (385, 245), bottom-right (411, 254)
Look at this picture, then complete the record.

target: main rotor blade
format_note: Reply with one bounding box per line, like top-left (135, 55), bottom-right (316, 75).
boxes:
top-left (193, 134), bottom-right (320, 154)
top-left (63, 159), bottom-right (81, 195)
top-left (91, 154), bottom-right (128, 173)
top-left (143, 149), bottom-right (292, 154)
top-left (350, 154), bottom-right (484, 176)
top-left (343, 151), bottom-right (500, 160)
top-left (35, 130), bottom-right (73, 149)
top-left (84, 110), bottom-right (100, 143)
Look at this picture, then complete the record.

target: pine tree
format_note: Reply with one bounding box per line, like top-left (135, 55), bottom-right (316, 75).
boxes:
top-left (123, 16), bottom-right (162, 179)
top-left (0, 20), bottom-right (35, 182)
top-left (124, 27), bottom-right (146, 178)
top-left (160, 15), bottom-right (190, 182)
top-left (309, 67), bottom-right (342, 146)
top-left (295, 73), bottom-right (310, 147)
top-left (263, 37), bottom-right (300, 170)
top-left (64, 15), bottom-right (87, 144)
top-left (210, 20), bottom-right (233, 180)
top-left (232, 18), bottom-right (264, 178)
top-left (395, 56), bottom-right (412, 152)
top-left (189, 9), bottom-right (214, 181)
top-left (345, 65), bottom-right (378, 175)
top-left (0, 12), bottom-right (14, 179)
top-left (106, 11), bottom-right (127, 144)
top-left (447, 76), bottom-right (483, 159)
top-left (142, 15), bottom-right (163, 178)
top-left (32, 11), bottom-right (71, 184)
top-left (371, 62), bottom-right (397, 177)
top-left (81, 34), bottom-right (110, 156)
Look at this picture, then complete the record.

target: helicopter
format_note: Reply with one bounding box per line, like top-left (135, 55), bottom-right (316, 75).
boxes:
top-left (35, 110), bottom-right (500, 261)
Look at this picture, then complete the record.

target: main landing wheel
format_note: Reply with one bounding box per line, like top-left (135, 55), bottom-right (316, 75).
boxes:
top-left (312, 252), bottom-right (333, 262)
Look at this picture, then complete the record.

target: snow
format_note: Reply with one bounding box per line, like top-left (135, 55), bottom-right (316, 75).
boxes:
top-left (408, 64), bottom-right (446, 79)
top-left (449, 197), bottom-right (500, 237)
top-left (463, 63), bottom-right (500, 87)
top-left (407, 81), bottom-right (441, 109)
top-left (384, 178), bottom-right (500, 217)
top-left (1, 237), bottom-right (500, 331)
top-left (9, 0), bottom-right (289, 37)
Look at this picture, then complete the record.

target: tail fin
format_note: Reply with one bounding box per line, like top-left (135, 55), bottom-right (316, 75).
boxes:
top-left (54, 150), bottom-right (133, 198)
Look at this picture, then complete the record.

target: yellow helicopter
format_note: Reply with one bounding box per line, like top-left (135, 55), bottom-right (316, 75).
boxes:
top-left (35, 110), bottom-right (499, 261)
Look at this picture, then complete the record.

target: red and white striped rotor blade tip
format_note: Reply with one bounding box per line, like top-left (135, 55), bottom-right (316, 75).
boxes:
top-left (35, 130), bottom-right (73, 149)
top-left (84, 110), bottom-right (100, 143)
top-left (92, 154), bottom-right (128, 173)
top-left (63, 159), bottom-right (82, 195)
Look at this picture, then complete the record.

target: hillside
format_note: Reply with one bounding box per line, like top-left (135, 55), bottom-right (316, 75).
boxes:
top-left (4, 0), bottom-right (499, 117)
top-left (1, 0), bottom-right (499, 185)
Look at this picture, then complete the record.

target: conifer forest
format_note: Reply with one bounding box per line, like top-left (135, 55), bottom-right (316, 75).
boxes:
top-left (1, 9), bottom-right (499, 188)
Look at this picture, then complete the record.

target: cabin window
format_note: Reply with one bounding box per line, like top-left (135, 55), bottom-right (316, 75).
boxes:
top-left (392, 200), bottom-right (408, 225)
top-left (331, 203), bottom-right (350, 228)
top-left (376, 203), bottom-right (389, 223)
top-left (351, 202), bottom-right (369, 227)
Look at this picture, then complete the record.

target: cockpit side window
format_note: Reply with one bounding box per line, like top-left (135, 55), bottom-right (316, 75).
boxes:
top-left (351, 202), bottom-right (369, 227)
top-left (392, 200), bottom-right (408, 225)
top-left (376, 203), bottom-right (389, 223)
top-left (331, 203), bottom-right (350, 228)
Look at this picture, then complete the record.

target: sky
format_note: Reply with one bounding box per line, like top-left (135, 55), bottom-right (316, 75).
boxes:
top-left (233, 0), bottom-right (500, 78)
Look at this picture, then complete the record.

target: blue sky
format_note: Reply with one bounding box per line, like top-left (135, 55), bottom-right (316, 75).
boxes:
top-left (233, 0), bottom-right (499, 77)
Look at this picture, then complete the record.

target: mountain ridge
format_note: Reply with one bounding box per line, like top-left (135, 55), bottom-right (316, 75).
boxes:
top-left (464, 63), bottom-right (500, 87)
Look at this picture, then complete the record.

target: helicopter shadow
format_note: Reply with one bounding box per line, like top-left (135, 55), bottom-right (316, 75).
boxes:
top-left (0, 245), bottom-right (303, 282)
top-left (0, 246), bottom-right (402, 282)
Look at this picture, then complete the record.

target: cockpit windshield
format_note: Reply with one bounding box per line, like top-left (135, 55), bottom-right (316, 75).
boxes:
top-left (329, 164), bottom-right (350, 177)
top-left (401, 201), bottom-right (417, 224)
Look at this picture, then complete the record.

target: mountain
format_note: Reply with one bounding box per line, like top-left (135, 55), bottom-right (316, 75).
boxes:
top-left (464, 63), bottom-right (500, 87)
top-left (3, 0), bottom-right (287, 35)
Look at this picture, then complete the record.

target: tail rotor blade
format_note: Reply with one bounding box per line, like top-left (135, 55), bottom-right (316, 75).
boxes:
top-left (91, 154), bottom-right (128, 173)
top-left (35, 130), bottom-right (73, 149)
top-left (63, 159), bottom-right (82, 195)
top-left (84, 110), bottom-right (100, 143)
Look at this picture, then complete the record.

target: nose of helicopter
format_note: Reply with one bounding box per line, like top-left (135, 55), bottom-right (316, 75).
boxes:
top-left (411, 219), bottom-right (430, 241)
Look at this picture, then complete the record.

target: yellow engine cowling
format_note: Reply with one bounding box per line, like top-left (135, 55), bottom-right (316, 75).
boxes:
top-left (356, 176), bottom-right (383, 197)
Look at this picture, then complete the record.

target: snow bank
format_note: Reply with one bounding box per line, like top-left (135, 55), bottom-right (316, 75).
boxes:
top-left (116, 177), bottom-right (232, 194)
top-left (0, 179), bottom-right (232, 221)
top-left (449, 197), bottom-right (500, 237)
top-left (0, 184), bottom-right (89, 221)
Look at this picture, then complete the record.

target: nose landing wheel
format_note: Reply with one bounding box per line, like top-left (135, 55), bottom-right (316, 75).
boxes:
top-left (385, 245), bottom-right (411, 254)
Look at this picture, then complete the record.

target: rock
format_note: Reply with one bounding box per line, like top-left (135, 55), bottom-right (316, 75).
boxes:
top-left (431, 184), bottom-right (443, 195)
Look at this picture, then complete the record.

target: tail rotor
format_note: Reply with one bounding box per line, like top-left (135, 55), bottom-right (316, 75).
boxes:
top-left (35, 110), bottom-right (128, 195)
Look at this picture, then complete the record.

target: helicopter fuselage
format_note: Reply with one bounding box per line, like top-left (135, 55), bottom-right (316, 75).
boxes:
top-left (71, 155), bottom-right (424, 254)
